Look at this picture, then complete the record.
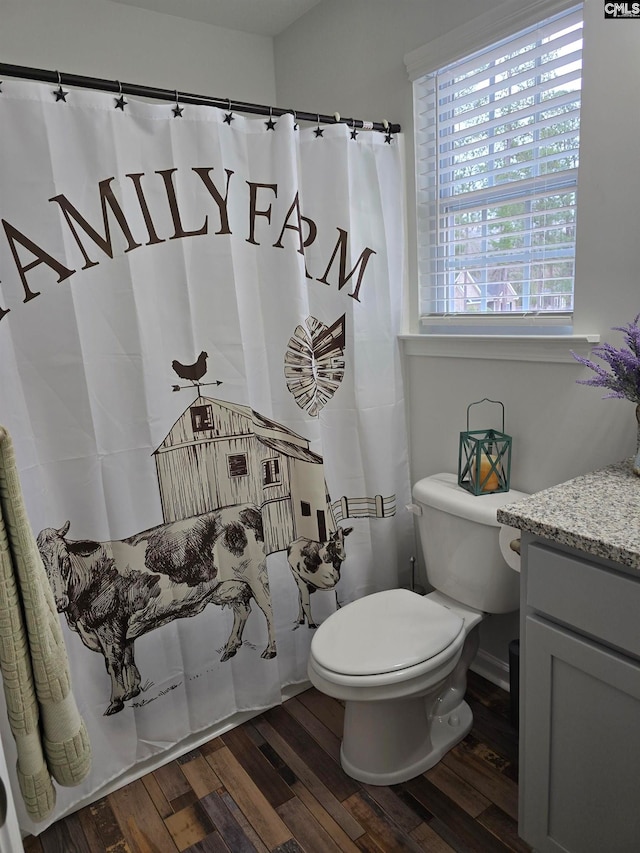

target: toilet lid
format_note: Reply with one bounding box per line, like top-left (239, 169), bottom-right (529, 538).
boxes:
top-left (310, 589), bottom-right (465, 677)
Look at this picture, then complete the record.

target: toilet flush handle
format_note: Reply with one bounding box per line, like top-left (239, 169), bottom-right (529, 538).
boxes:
top-left (406, 503), bottom-right (423, 516)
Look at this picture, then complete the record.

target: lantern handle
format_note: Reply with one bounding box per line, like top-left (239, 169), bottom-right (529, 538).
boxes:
top-left (466, 398), bottom-right (505, 432)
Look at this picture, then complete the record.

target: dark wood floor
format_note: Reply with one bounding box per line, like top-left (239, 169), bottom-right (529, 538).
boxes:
top-left (23, 671), bottom-right (530, 852)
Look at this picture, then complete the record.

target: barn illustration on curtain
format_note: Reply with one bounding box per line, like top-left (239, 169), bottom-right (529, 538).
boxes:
top-left (0, 78), bottom-right (411, 833)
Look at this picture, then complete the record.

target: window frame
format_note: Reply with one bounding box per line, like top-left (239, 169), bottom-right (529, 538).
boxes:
top-left (262, 458), bottom-right (281, 487)
top-left (227, 453), bottom-right (248, 478)
top-left (191, 404), bottom-right (214, 432)
top-left (404, 0), bottom-right (597, 351)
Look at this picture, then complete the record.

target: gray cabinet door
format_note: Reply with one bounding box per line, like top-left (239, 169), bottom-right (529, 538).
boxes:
top-left (522, 614), bottom-right (640, 853)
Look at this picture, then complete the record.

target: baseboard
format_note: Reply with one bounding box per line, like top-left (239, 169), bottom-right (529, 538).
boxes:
top-left (470, 650), bottom-right (511, 693)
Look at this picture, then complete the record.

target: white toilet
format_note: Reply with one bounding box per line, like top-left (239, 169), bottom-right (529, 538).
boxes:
top-left (307, 472), bottom-right (527, 785)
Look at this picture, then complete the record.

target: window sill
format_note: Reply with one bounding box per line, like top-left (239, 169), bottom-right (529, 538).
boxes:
top-left (399, 333), bottom-right (599, 364)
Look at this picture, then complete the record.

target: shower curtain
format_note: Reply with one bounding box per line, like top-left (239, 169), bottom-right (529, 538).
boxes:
top-left (0, 78), bottom-right (411, 833)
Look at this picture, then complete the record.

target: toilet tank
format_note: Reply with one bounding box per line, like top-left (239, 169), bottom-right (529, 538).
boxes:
top-left (412, 473), bottom-right (528, 613)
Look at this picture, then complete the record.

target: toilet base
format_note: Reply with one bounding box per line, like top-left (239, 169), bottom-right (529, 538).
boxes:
top-left (339, 697), bottom-right (473, 786)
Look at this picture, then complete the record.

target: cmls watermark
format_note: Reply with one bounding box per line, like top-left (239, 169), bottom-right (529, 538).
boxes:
top-left (605, 2), bottom-right (640, 17)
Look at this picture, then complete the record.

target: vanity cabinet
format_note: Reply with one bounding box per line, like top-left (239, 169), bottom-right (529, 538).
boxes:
top-left (519, 539), bottom-right (640, 853)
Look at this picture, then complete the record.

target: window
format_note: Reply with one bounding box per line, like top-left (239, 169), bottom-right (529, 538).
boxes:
top-left (262, 458), bottom-right (281, 486)
top-left (227, 453), bottom-right (248, 477)
top-left (300, 501), bottom-right (311, 517)
top-left (414, 4), bottom-right (582, 329)
top-left (191, 404), bottom-right (214, 432)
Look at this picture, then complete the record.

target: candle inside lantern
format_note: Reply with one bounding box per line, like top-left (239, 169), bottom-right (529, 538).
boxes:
top-left (473, 452), bottom-right (500, 492)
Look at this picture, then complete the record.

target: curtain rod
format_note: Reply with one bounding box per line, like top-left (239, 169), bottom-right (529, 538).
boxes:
top-left (0, 63), bottom-right (401, 134)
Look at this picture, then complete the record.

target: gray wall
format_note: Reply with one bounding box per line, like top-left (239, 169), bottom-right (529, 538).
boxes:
top-left (0, 0), bottom-right (276, 102)
top-left (275, 0), bottom-right (638, 485)
top-left (276, 0), bottom-right (640, 671)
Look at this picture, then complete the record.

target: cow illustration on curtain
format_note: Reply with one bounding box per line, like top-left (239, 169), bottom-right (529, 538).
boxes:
top-left (34, 308), bottom-right (399, 715)
top-left (37, 505), bottom-right (274, 716)
top-left (35, 390), bottom-right (328, 714)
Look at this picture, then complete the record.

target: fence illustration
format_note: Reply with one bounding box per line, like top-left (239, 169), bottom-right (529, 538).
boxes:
top-left (331, 494), bottom-right (396, 521)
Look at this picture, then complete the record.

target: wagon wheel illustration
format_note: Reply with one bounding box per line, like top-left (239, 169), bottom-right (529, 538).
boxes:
top-left (284, 315), bottom-right (346, 417)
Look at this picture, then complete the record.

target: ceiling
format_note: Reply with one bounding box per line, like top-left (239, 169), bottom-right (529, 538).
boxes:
top-left (110, 0), bottom-right (324, 37)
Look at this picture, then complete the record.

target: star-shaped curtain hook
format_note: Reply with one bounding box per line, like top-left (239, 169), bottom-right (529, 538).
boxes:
top-left (223, 99), bottom-right (234, 125)
top-left (265, 107), bottom-right (276, 131)
top-left (172, 90), bottom-right (183, 118)
top-left (292, 111), bottom-right (298, 131)
top-left (53, 71), bottom-right (68, 102)
top-left (350, 121), bottom-right (359, 141)
top-left (114, 81), bottom-right (127, 111)
top-left (383, 120), bottom-right (393, 144)
top-left (314, 115), bottom-right (324, 138)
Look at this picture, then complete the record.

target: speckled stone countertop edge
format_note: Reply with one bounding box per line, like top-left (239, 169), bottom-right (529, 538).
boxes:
top-left (497, 459), bottom-right (640, 570)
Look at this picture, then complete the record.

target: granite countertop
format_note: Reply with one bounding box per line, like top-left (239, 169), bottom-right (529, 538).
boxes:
top-left (497, 459), bottom-right (640, 569)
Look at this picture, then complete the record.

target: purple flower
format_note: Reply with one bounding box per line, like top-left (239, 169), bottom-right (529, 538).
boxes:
top-left (571, 314), bottom-right (640, 403)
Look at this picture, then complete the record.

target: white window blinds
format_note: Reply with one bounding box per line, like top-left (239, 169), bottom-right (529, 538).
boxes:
top-left (415, 4), bottom-right (582, 321)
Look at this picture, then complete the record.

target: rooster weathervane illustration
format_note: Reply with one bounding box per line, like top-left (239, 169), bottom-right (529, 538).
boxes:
top-left (171, 351), bottom-right (222, 392)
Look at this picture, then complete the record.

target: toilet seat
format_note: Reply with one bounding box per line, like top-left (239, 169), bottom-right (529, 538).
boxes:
top-left (310, 588), bottom-right (465, 682)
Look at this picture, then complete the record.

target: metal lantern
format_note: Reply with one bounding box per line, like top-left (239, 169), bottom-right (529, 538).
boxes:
top-left (458, 398), bottom-right (512, 495)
